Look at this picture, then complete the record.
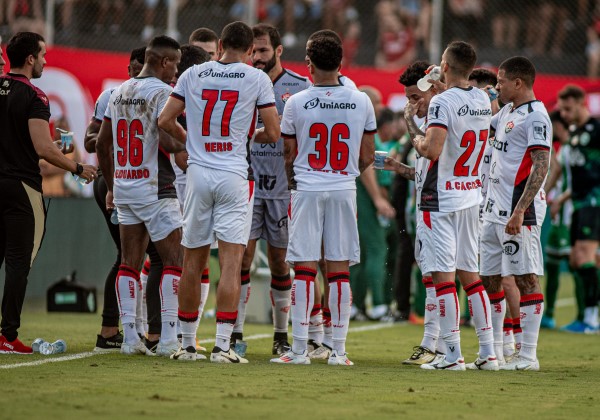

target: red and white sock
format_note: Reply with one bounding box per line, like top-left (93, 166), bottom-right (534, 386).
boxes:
top-left (233, 270), bottom-right (251, 336)
top-left (215, 311), bottom-right (237, 351)
top-left (140, 259), bottom-right (150, 335)
top-left (435, 281), bottom-right (462, 362)
top-left (322, 307), bottom-right (333, 349)
top-left (116, 265), bottom-right (140, 345)
top-left (328, 271), bottom-right (351, 355)
top-left (512, 317), bottom-right (523, 353)
top-left (178, 309), bottom-right (198, 349)
top-left (291, 266), bottom-right (316, 354)
top-left (503, 318), bottom-right (515, 356)
top-left (160, 266), bottom-right (181, 344)
top-left (198, 268), bottom-right (210, 319)
top-left (488, 290), bottom-right (506, 362)
top-left (519, 293), bottom-right (544, 361)
top-left (421, 276), bottom-right (439, 352)
top-left (308, 303), bottom-right (324, 343)
top-left (271, 273), bottom-right (292, 334)
top-left (464, 280), bottom-right (495, 358)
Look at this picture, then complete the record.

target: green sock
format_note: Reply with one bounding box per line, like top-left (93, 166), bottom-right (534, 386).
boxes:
top-left (571, 268), bottom-right (586, 322)
top-left (544, 259), bottom-right (560, 318)
top-left (413, 266), bottom-right (426, 317)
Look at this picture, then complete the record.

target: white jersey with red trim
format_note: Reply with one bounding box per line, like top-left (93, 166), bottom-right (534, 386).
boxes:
top-left (479, 139), bottom-right (493, 211)
top-left (422, 86), bottom-right (492, 212)
top-left (483, 100), bottom-right (552, 226)
top-left (172, 61), bottom-right (275, 179)
top-left (338, 74), bottom-right (358, 90)
top-left (414, 121), bottom-right (430, 210)
top-left (280, 84), bottom-right (376, 191)
top-left (94, 87), bottom-right (115, 122)
top-left (105, 76), bottom-right (176, 205)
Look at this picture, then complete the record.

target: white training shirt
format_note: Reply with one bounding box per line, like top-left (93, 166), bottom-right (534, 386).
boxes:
top-left (422, 86), bottom-right (492, 212)
top-left (414, 121), bottom-right (431, 209)
top-left (483, 100), bottom-right (552, 226)
top-left (171, 61), bottom-right (275, 179)
top-left (280, 84), bottom-right (377, 191)
top-left (104, 76), bottom-right (176, 205)
top-left (93, 87), bottom-right (115, 122)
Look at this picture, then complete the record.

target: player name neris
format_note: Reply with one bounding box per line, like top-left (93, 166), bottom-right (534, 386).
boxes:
top-left (444, 179), bottom-right (482, 191)
top-left (115, 168), bottom-right (150, 179)
top-left (205, 142), bottom-right (233, 152)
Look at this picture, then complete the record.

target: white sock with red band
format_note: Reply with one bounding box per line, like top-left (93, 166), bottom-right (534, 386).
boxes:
top-left (435, 281), bottom-right (462, 362)
top-left (328, 272), bottom-right (351, 355)
top-left (519, 293), bottom-right (544, 361)
top-left (421, 276), bottom-right (439, 352)
top-left (116, 264), bottom-right (140, 345)
top-left (488, 290), bottom-right (506, 362)
top-left (233, 270), bottom-right (251, 336)
top-left (291, 266), bottom-right (317, 354)
top-left (160, 266), bottom-right (181, 344)
top-left (464, 280), bottom-right (495, 358)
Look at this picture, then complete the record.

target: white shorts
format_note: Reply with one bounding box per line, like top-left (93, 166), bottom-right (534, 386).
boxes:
top-left (416, 204), bottom-right (479, 273)
top-left (479, 220), bottom-right (544, 277)
top-left (249, 197), bottom-right (289, 248)
top-left (175, 181), bottom-right (186, 211)
top-left (117, 198), bottom-right (182, 242)
top-left (286, 189), bottom-right (359, 266)
top-left (182, 165), bottom-right (254, 248)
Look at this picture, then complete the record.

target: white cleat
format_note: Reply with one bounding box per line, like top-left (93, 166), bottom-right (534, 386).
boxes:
top-left (156, 340), bottom-right (180, 357)
top-left (328, 350), bottom-right (354, 366)
top-left (308, 342), bottom-right (332, 360)
top-left (170, 346), bottom-right (197, 361)
top-left (121, 340), bottom-right (155, 356)
top-left (465, 355), bottom-right (499, 371)
top-left (270, 350), bottom-right (310, 365)
top-left (499, 355), bottom-right (540, 371)
top-left (210, 346), bottom-right (249, 364)
top-left (420, 356), bottom-right (465, 370)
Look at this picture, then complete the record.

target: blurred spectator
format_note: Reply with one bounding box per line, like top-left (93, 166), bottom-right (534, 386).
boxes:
top-left (378, 0), bottom-right (431, 55)
top-left (446, 0), bottom-right (482, 46)
top-left (282, 0), bottom-right (322, 47)
top-left (40, 116), bottom-right (80, 197)
top-left (141, 0), bottom-right (188, 41)
top-left (491, 0), bottom-right (519, 51)
top-left (230, 0), bottom-right (282, 28)
top-left (375, 12), bottom-right (415, 71)
top-left (95, 0), bottom-right (124, 35)
top-left (323, 0), bottom-right (360, 67)
top-left (7, 0), bottom-right (45, 36)
top-left (525, 0), bottom-right (568, 56)
top-left (587, 2), bottom-right (600, 78)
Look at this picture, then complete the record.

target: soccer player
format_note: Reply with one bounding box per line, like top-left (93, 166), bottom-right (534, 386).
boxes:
top-left (306, 29), bottom-right (357, 90)
top-left (96, 35), bottom-right (185, 356)
top-left (232, 23), bottom-right (311, 356)
top-left (0, 32), bottom-right (96, 354)
top-left (556, 85), bottom-right (600, 333)
top-left (481, 56), bottom-right (551, 371)
top-left (270, 36), bottom-right (376, 366)
top-left (158, 21), bottom-right (280, 363)
top-left (405, 42), bottom-right (495, 371)
top-left (188, 27), bottom-right (219, 61)
top-left (385, 61), bottom-right (442, 365)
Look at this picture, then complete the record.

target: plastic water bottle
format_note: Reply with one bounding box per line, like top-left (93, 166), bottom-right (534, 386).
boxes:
top-left (39, 339), bottom-right (67, 355)
top-left (73, 175), bottom-right (88, 186)
top-left (110, 209), bottom-right (119, 225)
top-left (378, 214), bottom-right (391, 228)
top-left (31, 338), bottom-right (46, 353)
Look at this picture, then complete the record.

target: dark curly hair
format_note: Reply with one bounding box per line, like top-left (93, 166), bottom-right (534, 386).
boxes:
top-left (398, 61), bottom-right (430, 87)
top-left (307, 37), bottom-right (342, 71)
top-left (178, 45), bottom-right (210, 76)
top-left (469, 68), bottom-right (497, 87)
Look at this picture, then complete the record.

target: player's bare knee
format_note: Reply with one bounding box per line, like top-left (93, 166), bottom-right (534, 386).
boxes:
top-left (515, 274), bottom-right (540, 295)
top-left (481, 275), bottom-right (502, 293)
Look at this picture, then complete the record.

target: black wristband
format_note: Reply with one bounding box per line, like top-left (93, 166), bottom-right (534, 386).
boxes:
top-left (72, 162), bottom-right (83, 175)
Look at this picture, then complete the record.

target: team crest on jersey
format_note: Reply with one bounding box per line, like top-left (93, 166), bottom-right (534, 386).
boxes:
top-left (281, 92), bottom-right (292, 103)
top-left (304, 97), bottom-right (320, 109)
top-left (505, 121), bottom-right (514, 133)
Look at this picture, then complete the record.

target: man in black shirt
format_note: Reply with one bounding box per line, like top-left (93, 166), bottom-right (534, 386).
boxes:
top-left (0, 32), bottom-right (96, 354)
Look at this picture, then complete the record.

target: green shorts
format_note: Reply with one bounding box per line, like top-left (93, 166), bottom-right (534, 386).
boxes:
top-left (570, 206), bottom-right (600, 245)
top-left (546, 223), bottom-right (571, 257)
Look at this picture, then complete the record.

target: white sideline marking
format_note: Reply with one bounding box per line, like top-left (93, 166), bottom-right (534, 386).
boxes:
top-left (0, 352), bottom-right (96, 369)
top-left (0, 322), bottom-right (397, 369)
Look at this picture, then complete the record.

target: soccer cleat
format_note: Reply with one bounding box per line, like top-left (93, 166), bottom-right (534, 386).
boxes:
top-left (499, 355), bottom-right (540, 371)
top-left (367, 304), bottom-right (388, 321)
top-left (0, 335), bottom-right (33, 354)
top-left (170, 346), bottom-right (198, 361)
top-left (196, 338), bottom-right (207, 353)
top-left (270, 349), bottom-right (310, 364)
top-left (156, 340), bottom-right (180, 357)
top-left (328, 350), bottom-right (354, 366)
top-left (121, 340), bottom-right (155, 356)
top-left (540, 315), bottom-right (555, 329)
top-left (465, 355), bottom-right (499, 371)
top-left (560, 320), bottom-right (587, 333)
top-left (93, 332), bottom-right (123, 353)
top-left (272, 339), bottom-right (291, 355)
top-left (308, 341), bottom-right (332, 359)
top-left (210, 346), bottom-right (249, 364)
top-left (420, 356), bottom-right (465, 370)
top-left (144, 338), bottom-right (159, 353)
top-left (403, 346), bottom-right (436, 365)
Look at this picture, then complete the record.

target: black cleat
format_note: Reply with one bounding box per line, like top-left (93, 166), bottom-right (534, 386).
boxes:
top-left (93, 332), bottom-right (123, 353)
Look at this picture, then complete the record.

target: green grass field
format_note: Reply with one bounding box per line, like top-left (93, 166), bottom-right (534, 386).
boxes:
top-left (1, 276), bottom-right (598, 419)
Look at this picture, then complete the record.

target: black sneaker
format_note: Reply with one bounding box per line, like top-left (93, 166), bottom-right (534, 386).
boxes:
top-left (272, 339), bottom-right (290, 355)
top-left (144, 338), bottom-right (159, 353)
top-left (93, 332), bottom-right (123, 353)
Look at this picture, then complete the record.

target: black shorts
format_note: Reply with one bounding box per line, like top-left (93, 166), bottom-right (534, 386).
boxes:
top-left (570, 207), bottom-right (600, 245)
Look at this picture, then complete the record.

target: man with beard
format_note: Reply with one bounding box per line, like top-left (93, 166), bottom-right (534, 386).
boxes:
top-left (232, 23), bottom-right (311, 356)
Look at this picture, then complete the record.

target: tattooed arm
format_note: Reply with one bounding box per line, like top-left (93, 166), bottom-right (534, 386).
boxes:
top-left (505, 148), bottom-right (550, 235)
top-left (284, 137), bottom-right (298, 190)
top-left (382, 157), bottom-right (415, 180)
